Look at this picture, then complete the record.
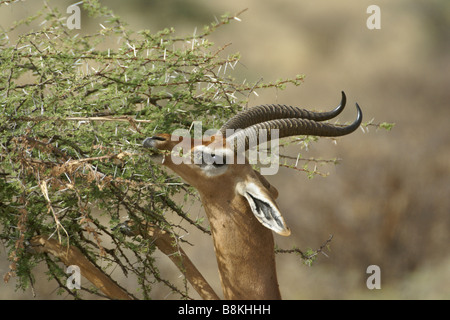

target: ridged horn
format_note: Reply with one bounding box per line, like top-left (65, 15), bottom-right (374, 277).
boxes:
top-left (226, 100), bottom-right (362, 152)
top-left (220, 91), bottom-right (347, 135)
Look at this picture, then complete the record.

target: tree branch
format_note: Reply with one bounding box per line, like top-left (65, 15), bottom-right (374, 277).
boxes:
top-left (28, 235), bottom-right (133, 300)
top-left (118, 221), bottom-right (219, 300)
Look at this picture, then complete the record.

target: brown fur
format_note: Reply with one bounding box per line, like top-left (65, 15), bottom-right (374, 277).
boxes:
top-left (148, 134), bottom-right (282, 299)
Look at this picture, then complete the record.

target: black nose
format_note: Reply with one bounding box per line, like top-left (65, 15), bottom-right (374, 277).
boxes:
top-left (143, 136), bottom-right (167, 148)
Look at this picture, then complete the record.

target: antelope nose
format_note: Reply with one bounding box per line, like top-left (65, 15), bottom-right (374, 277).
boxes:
top-left (142, 137), bottom-right (156, 148)
top-left (142, 136), bottom-right (162, 148)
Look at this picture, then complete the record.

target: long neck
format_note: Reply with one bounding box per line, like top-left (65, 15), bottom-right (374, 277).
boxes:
top-left (160, 157), bottom-right (281, 299)
top-left (200, 190), bottom-right (281, 300)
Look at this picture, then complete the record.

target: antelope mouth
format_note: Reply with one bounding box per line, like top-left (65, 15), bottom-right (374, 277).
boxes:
top-left (142, 136), bottom-right (167, 159)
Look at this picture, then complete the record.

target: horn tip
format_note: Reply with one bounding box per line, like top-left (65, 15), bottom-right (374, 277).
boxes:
top-left (355, 102), bottom-right (363, 124)
top-left (341, 91), bottom-right (347, 106)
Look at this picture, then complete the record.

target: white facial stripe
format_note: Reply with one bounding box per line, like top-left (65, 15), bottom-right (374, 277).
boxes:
top-left (201, 163), bottom-right (228, 177)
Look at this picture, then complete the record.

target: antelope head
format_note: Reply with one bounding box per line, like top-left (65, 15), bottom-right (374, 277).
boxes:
top-left (143, 92), bottom-right (361, 299)
top-left (143, 92), bottom-right (362, 237)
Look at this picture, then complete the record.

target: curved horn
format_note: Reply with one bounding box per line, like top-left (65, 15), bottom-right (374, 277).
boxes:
top-left (220, 91), bottom-right (347, 135)
top-left (226, 103), bottom-right (362, 152)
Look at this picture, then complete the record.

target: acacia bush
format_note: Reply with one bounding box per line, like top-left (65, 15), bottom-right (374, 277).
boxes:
top-left (0, 1), bottom-right (393, 299)
top-left (0, 1), bottom-right (309, 299)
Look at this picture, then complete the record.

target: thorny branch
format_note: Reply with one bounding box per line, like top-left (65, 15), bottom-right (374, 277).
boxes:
top-left (116, 220), bottom-right (219, 300)
top-left (28, 235), bottom-right (133, 300)
top-left (275, 234), bottom-right (334, 265)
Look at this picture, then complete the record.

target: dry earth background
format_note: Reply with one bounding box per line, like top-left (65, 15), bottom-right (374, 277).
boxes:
top-left (1, 0), bottom-right (449, 299)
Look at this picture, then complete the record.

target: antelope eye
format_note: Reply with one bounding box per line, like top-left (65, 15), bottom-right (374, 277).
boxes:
top-left (211, 154), bottom-right (226, 167)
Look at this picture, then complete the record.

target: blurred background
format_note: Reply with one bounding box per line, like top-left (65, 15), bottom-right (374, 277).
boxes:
top-left (1, 0), bottom-right (449, 299)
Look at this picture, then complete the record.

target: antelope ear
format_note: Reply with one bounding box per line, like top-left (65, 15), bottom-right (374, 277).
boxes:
top-left (236, 181), bottom-right (291, 236)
